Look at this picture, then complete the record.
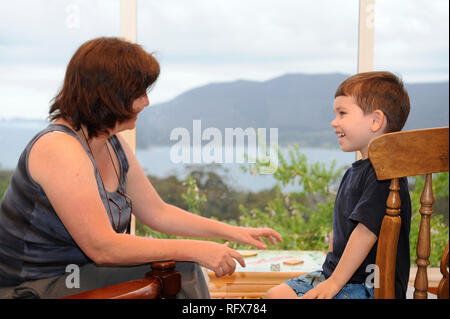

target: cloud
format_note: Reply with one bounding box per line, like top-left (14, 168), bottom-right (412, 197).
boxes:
top-left (138, 0), bottom-right (448, 103)
top-left (138, 0), bottom-right (359, 58)
top-left (0, 0), bottom-right (448, 119)
top-left (0, 0), bottom-right (119, 64)
top-left (138, 0), bottom-right (361, 103)
top-left (0, 0), bottom-right (120, 119)
top-left (373, 0), bottom-right (449, 81)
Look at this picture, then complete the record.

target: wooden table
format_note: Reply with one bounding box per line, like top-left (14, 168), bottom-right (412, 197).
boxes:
top-left (206, 250), bottom-right (443, 298)
top-left (208, 250), bottom-right (326, 299)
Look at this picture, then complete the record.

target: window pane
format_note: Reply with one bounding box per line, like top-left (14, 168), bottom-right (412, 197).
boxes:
top-left (0, 0), bottom-right (120, 169)
top-left (374, 0), bottom-right (449, 82)
top-left (374, 0), bottom-right (449, 130)
top-left (0, 0), bottom-right (120, 120)
top-left (136, 0), bottom-right (360, 193)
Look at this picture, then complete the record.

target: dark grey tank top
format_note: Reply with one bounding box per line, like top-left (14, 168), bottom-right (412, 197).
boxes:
top-left (0, 124), bottom-right (131, 287)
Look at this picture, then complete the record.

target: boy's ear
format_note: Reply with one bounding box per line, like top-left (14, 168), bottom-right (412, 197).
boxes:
top-left (370, 110), bottom-right (387, 133)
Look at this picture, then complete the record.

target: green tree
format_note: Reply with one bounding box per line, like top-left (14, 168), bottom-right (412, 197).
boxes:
top-left (240, 147), bottom-right (449, 266)
top-left (0, 170), bottom-right (12, 201)
top-left (181, 174), bottom-right (207, 216)
top-left (135, 173), bottom-right (211, 240)
top-left (238, 145), bottom-right (344, 251)
top-left (135, 148), bottom-right (449, 267)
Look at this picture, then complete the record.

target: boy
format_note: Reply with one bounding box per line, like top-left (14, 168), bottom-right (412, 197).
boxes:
top-left (266, 71), bottom-right (412, 299)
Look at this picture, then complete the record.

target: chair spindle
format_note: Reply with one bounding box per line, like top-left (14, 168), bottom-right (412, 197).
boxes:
top-left (413, 174), bottom-right (434, 299)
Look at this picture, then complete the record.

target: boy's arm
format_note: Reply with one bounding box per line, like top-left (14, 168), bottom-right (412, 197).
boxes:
top-left (328, 231), bottom-right (333, 252)
top-left (301, 223), bottom-right (377, 299)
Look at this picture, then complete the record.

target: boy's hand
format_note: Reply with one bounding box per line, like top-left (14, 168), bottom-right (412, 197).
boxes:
top-left (299, 278), bottom-right (342, 299)
top-left (300, 223), bottom-right (377, 299)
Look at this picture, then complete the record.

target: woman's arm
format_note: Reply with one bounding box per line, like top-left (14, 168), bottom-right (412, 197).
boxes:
top-left (28, 132), bottom-right (244, 277)
top-left (300, 222), bottom-right (377, 299)
top-left (118, 134), bottom-right (282, 248)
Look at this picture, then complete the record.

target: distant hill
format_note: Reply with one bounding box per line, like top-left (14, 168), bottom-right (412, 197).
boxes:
top-left (136, 73), bottom-right (449, 149)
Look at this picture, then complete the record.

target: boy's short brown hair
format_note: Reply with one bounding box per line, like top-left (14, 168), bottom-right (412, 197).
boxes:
top-left (335, 71), bottom-right (410, 132)
top-left (49, 37), bottom-right (160, 138)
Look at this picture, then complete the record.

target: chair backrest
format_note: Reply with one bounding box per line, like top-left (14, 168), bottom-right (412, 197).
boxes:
top-left (368, 127), bottom-right (449, 299)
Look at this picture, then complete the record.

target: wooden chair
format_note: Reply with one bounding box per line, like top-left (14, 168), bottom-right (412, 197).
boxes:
top-left (63, 261), bottom-right (181, 299)
top-left (368, 127), bottom-right (449, 299)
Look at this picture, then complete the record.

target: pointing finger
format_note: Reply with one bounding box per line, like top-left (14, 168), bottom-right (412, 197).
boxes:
top-left (230, 249), bottom-right (246, 268)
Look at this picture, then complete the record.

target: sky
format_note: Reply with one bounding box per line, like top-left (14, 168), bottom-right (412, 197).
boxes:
top-left (0, 0), bottom-right (448, 120)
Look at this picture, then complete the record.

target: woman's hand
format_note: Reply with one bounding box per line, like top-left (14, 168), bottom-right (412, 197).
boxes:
top-left (228, 226), bottom-right (283, 249)
top-left (192, 241), bottom-right (246, 277)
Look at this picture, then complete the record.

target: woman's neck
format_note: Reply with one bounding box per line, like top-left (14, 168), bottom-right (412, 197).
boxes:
top-left (53, 118), bottom-right (110, 154)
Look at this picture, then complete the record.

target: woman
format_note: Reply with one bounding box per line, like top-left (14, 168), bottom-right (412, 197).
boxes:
top-left (0, 37), bottom-right (282, 298)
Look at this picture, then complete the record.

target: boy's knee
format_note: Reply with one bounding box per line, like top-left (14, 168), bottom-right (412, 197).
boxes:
top-left (265, 283), bottom-right (297, 299)
top-left (264, 286), bottom-right (279, 299)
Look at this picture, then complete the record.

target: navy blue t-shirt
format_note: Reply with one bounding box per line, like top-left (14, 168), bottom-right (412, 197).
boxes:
top-left (322, 159), bottom-right (411, 299)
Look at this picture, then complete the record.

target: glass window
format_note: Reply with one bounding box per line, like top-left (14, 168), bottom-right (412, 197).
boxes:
top-left (374, 0), bottom-right (449, 82)
top-left (136, 0), bottom-right (361, 192)
top-left (374, 0), bottom-right (449, 130)
top-left (0, 0), bottom-right (120, 169)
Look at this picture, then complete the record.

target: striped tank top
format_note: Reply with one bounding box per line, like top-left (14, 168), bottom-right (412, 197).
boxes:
top-left (0, 124), bottom-right (130, 287)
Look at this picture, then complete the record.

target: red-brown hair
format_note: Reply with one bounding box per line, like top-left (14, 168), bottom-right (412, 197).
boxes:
top-left (335, 71), bottom-right (410, 132)
top-left (49, 37), bottom-right (160, 138)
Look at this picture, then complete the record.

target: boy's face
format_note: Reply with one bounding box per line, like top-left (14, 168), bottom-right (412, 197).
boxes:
top-left (331, 96), bottom-right (378, 159)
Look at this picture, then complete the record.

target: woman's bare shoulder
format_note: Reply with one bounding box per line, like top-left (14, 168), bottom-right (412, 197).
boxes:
top-left (28, 131), bottom-right (93, 186)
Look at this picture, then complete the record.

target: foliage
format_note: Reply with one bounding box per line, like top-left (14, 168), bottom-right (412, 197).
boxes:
top-left (181, 174), bottom-right (207, 215)
top-left (0, 170), bottom-right (12, 201)
top-left (184, 165), bottom-right (242, 221)
top-left (2, 151), bottom-right (448, 267)
top-left (238, 145), bottom-right (343, 251)
top-left (136, 171), bottom-right (228, 242)
top-left (240, 150), bottom-right (449, 265)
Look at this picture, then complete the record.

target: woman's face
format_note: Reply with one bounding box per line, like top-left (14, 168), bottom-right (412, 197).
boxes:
top-left (132, 93), bottom-right (150, 114)
top-left (115, 93), bottom-right (149, 133)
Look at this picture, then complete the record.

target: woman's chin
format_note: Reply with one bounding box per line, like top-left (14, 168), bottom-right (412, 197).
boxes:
top-left (116, 120), bottom-right (137, 133)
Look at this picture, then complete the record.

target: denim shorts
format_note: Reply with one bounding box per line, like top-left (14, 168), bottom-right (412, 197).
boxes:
top-left (285, 270), bottom-right (374, 299)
